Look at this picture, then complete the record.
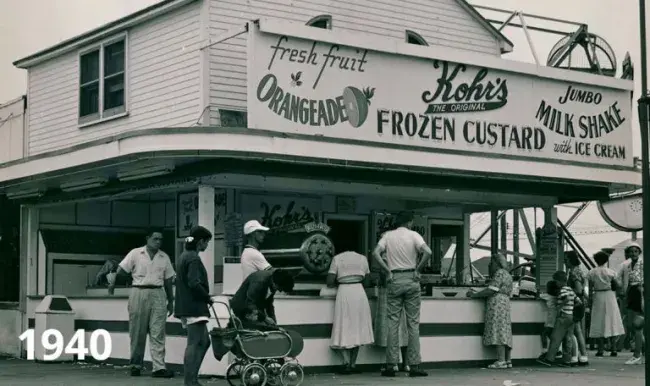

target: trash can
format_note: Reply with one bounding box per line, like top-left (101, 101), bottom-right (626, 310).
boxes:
top-left (34, 295), bottom-right (75, 362)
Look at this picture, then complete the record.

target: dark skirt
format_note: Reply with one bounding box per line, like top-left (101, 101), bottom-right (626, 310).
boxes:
top-left (627, 285), bottom-right (643, 314)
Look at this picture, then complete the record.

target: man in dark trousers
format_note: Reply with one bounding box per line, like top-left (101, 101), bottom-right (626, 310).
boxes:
top-left (229, 269), bottom-right (295, 330)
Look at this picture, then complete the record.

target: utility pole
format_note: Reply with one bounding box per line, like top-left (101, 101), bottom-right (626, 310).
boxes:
top-left (636, 0), bottom-right (650, 382)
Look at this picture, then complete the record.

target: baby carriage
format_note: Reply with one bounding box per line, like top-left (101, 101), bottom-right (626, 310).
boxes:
top-left (209, 300), bottom-right (305, 386)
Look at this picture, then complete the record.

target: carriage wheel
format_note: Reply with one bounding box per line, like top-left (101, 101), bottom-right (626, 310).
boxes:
top-left (264, 360), bottom-right (283, 386)
top-left (279, 362), bottom-right (304, 386)
top-left (241, 362), bottom-right (267, 386)
top-left (226, 360), bottom-right (245, 386)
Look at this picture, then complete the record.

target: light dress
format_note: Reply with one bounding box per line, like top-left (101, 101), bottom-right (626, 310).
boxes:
top-left (328, 251), bottom-right (375, 349)
top-left (587, 266), bottom-right (625, 338)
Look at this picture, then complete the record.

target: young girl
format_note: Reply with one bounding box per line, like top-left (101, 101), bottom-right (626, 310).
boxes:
top-left (539, 280), bottom-right (559, 356)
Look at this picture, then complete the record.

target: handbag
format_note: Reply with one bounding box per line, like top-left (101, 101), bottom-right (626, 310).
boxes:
top-left (320, 286), bottom-right (338, 297)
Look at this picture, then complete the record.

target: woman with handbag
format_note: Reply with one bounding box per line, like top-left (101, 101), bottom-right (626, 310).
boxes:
top-left (327, 250), bottom-right (374, 374)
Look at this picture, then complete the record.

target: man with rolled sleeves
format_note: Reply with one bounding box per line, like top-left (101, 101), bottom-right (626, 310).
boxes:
top-left (373, 211), bottom-right (432, 378)
top-left (109, 229), bottom-right (175, 378)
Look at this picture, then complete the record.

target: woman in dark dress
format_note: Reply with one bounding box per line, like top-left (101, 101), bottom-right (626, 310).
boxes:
top-left (175, 226), bottom-right (213, 386)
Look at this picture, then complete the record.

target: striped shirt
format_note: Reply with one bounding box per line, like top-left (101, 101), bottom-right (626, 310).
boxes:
top-left (558, 286), bottom-right (575, 316)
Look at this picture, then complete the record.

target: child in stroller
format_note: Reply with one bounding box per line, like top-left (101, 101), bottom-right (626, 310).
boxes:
top-left (209, 301), bottom-right (305, 386)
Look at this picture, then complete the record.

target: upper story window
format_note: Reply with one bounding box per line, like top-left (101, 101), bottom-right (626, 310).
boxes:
top-left (405, 30), bottom-right (428, 46)
top-left (306, 15), bottom-right (332, 30)
top-left (79, 35), bottom-right (127, 125)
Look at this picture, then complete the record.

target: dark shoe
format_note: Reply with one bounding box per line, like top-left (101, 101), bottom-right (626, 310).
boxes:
top-left (536, 358), bottom-right (553, 367)
top-left (349, 366), bottom-right (361, 374)
top-left (152, 369), bottom-right (175, 378)
top-left (381, 368), bottom-right (396, 377)
top-left (337, 365), bottom-right (351, 375)
top-left (610, 352), bottom-right (618, 357)
top-left (595, 351), bottom-right (604, 357)
top-left (130, 367), bottom-right (141, 376)
top-left (409, 368), bottom-right (428, 377)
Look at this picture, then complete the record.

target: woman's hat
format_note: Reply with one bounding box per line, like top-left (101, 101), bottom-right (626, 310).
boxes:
top-left (625, 241), bottom-right (642, 253)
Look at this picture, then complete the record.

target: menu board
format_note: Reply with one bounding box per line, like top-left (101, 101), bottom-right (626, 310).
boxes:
top-left (224, 212), bottom-right (244, 248)
top-left (177, 189), bottom-right (228, 238)
top-left (372, 211), bottom-right (428, 244)
top-left (177, 192), bottom-right (199, 238)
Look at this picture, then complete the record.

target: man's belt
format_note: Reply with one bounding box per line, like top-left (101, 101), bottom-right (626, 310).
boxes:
top-left (391, 268), bottom-right (415, 273)
top-left (132, 285), bottom-right (163, 289)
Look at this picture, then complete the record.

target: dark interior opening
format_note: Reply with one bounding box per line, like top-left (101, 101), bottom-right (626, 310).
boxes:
top-left (326, 219), bottom-right (365, 255)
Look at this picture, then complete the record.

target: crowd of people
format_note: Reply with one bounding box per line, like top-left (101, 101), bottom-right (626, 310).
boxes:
top-left (536, 242), bottom-right (645, 367)
top-left (101, 213), bottom-right (645, 385)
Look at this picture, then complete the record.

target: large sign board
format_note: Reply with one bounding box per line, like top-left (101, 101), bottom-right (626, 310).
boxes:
top-left (247, 22), bottom-right (633, 167)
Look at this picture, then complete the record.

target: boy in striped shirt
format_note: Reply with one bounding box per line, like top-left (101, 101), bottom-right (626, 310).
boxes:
top-left (537, 271), bottom-right (575, 367)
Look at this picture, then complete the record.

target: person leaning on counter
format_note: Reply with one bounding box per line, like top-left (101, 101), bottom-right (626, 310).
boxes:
top-left (108, 228), bottom-right (176, 378)
top-left (241, 220), bottom-right (272, 281)
top-left (372, 211), bottom-right (432, 378)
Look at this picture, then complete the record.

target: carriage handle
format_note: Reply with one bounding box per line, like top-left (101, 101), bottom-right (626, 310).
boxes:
top-left (209, 299), bottom-right (283, 336)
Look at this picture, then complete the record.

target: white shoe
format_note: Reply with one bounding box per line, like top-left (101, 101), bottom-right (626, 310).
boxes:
top-left (625, 356), bottom-right (643, 365)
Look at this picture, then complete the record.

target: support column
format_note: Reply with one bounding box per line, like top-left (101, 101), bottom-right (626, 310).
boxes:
top-left (490, 210), bottom-right (499, 256)
top-left (500, 212), bottom-right (507, 256)
top-left (198, 186), bottom-right (215, 294)
top-left (536, 206), bottom-right (559, 292)
top-left (513, 210), bottom-right (520, 267)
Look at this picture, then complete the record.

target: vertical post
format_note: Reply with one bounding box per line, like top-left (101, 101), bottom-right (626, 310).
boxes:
top-left (513, 210), bottom-right (520, 267)
top-left (500, 212), bottom-right (507, 257)
top-left (490, 210), bottom-right (498, 256)
top-left (198, 185), bottom-right (216, 294)
top-left (638, 0), bottom-right (650, 377)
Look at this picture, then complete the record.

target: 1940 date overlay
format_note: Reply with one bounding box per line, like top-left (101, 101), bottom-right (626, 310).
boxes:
top-left (19, 329), bottom-right (112, 361)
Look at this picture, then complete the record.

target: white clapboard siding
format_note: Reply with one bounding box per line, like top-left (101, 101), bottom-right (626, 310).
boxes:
top-left (209, 0), bottom-right (499, 113)
top-left (27, 2), bottom-right (202, 156)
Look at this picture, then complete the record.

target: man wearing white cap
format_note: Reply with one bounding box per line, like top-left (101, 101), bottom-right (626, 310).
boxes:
top-left (241, 220), bottom-right (271, 281)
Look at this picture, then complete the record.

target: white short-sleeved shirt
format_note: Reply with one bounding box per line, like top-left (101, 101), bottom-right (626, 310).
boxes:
top-left (119, 246), bottom-right (175, 286)
top-left (241, 247), bottom-right (271, 281)
top-left (376, 227), bottom-right (427, 271)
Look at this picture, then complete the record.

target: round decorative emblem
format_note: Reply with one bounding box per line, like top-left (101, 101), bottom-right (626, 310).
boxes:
top-left (299, 233), bottom-right (335, 274)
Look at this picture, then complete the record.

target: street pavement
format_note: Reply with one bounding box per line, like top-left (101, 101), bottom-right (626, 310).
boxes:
top-left (0, 353), bottom-right (644, 386)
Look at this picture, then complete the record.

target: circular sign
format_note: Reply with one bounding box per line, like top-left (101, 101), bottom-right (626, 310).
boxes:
top-left (299, 233), bottom-right (335, 274)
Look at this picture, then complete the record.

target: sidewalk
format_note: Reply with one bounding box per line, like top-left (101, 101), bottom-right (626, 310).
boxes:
top-left (0, 354), bottom-right (644, 386)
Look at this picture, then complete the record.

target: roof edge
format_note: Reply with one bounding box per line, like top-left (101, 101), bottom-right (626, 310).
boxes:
top-left (13, 0), bottom-right (199, 69)
top-left (453, 0), bottom-right (514, 53)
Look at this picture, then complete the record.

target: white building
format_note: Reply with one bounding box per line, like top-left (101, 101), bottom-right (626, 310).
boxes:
top-left (0, 0), bottom-right (638, 374)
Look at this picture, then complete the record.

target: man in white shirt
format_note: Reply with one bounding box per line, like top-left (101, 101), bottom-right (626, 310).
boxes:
top-left (373, 211), bottom-right (432, 378)
top-left (241, 220), bottom-right (272, 281)
top-left (108, 229), bottom-right (175, 378)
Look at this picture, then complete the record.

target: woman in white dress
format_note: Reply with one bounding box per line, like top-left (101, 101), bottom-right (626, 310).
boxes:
top-left (588, 251), bottom-right (625, 357)
top-left (327, 251), bottom-right (374, 374)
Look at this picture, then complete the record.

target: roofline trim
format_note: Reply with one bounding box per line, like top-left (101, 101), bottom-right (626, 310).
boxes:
top-left (453, 0), bottom-right (514, 53)
top-left (13, 0), bottom-right (199, 69)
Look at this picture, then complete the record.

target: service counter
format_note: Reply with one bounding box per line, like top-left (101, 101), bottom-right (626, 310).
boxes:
top-left (25, 291), bottom-right (544, 375)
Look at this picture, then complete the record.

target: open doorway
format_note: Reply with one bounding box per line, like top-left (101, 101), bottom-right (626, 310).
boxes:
top-left (324, 214), bottom-right (368, 256)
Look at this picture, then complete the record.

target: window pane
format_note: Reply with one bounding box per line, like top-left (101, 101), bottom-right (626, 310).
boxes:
top-left (80, 50), bottom-right (99, 84)
top-left (80, 83), bottom-right (99, 117)
top-left (309, 19), bottom-right (329, 29)
top-left (104, 40), bottom-right (125, 76)
top-left (104, 73), bottom-right (125, 110)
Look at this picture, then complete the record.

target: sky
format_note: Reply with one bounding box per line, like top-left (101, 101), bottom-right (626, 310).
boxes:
top-left (0, 0), bottom-right (644, 259)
